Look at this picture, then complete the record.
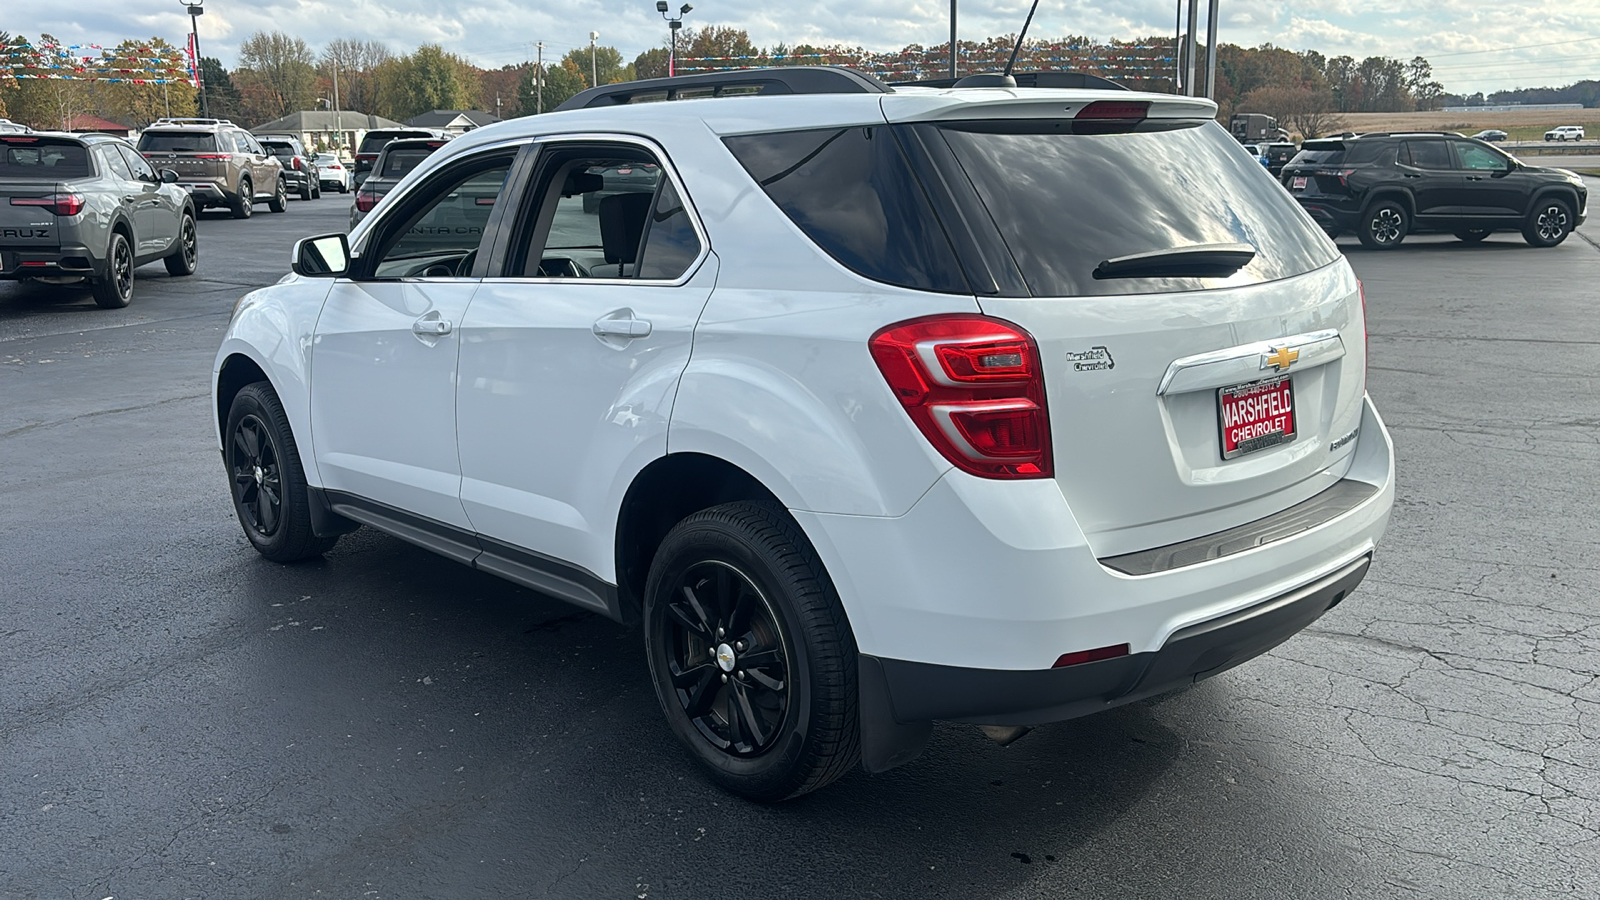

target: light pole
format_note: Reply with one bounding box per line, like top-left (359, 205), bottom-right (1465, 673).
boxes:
top-left (535, 42), bottom-right (544, 114)
top-left (656, 2), bottom-right (692, 78)
top-left (589, 31), bottom-right (599, 87)
top-left (950, 0), bottom-right (957, 79)
top-left (180, 0), bottom-right (208, 117)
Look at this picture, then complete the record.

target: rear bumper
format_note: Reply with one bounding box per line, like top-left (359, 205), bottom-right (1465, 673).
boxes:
top-left (1294, 198), bottom-right (1361, 234)
top-left (867, 553), bottom-right (1369, 728)
top-left (179, 182), bottom-right (229, 205)
top-left (0, 242), bottom-right (103, 279)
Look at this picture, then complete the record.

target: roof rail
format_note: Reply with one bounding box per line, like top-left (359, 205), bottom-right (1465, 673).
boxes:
top-left (891, 70), bottom-right (1130, 91)
top-left (555, 66), bottom-right (892, 112)
top-left (150, 117), bottom-right (235, 126)
top-left (1351, 131), bottom-right (1463, 139)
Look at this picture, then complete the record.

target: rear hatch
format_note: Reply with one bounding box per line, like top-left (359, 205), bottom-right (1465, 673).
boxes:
top-left (1279, 139), bottom-right (1393, 199)
top-left (885, 96), bottom-right (1366, 556)
top-left (137, 130), bottom-right (228, 183)
top-left (261, 141), bottom-right (305, 177)
top-left (355, 141), bottom-right (446, 212)
top-left (1, 136), bottom-right (92, 250)
top-left (354, 130), bottom-right (438, 181)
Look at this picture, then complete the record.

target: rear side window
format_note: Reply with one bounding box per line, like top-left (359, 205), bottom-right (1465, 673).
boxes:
top-left (932, 120), bottom-right (1340, 297)
top-left (138, 131), bottom-right (218, 153)
top-left (1402, 141), bottom-right (1451, 170)
top-left (0, 139), bottom-right (92, 177)
top-left (723, 126), bottom-right (969, 294)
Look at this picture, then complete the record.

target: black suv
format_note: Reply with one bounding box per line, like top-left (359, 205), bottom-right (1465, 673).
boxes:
top-left (1281, 132), bottom-right (1588, 249)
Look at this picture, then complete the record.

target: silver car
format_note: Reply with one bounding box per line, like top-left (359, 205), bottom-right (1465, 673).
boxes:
top-left (0, 132), bottom-right (197, 308)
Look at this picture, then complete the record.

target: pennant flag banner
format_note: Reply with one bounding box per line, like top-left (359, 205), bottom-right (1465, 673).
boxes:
top-left (1, 40), bottom-right (196, 86)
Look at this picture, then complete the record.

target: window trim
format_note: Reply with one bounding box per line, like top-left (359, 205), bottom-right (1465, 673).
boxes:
top-left (489, 132), bottom-right (710, 288)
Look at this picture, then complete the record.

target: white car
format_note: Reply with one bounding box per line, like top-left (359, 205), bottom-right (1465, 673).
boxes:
top-left (213, 68), bottom-right (1394, 802)
top-left (314, 153), bottom-right (349, 192)
top-left (1544, 125), bottom-right (1585, 142)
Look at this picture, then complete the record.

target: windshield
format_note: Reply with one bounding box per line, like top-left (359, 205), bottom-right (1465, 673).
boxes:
top-left (137, 132), bottom-right (218, 153)
top-left (932, 120), bottom-right (1340, 296)
top-left (0, 139), bottom-right (92, 177)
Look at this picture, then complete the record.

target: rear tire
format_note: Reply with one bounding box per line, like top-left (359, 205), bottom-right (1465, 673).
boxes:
top-left (230, 177), bottom-right (253, 219)
top-left (163, 211), bottom-right (198, 276)
top-left (225, 382), bottom-right (340, 562)
top-left (1454, 228), bottom-right (1490, 244)
top-left (1523, 199), bottom-right (1573, 247)
top-left (643, 501), bottom-right (860, 802)
top-left (299, 181), bottom-right (313, 201)
top-left (268, 178), bottom-right (288, 213)
top-left (1357, 200), bottom-right (1408, 250)
top-left (91, 232), bottom-right (134, 308)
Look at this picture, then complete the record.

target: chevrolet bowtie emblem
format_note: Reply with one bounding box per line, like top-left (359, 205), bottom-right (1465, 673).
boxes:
top-left (1264, 346), bottom-right (1299, 371)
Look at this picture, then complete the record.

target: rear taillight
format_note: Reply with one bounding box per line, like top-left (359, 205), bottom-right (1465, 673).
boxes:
top-left (191, 154), bottom-right (229, 160)
top-left (11, 192), bottom-right (86, 216)
top-left (292, 157), bottom-right (303, 170)
top-left (1318, 168), bottom-right (1356, 187)
top-left (869, 315), bottom-right (1052, 479)
top-left (354, 187), bottom-right (378, 212)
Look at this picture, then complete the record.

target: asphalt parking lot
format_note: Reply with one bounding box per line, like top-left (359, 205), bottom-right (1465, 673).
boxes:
top-left (2, 184), bottom-right (1598, 899)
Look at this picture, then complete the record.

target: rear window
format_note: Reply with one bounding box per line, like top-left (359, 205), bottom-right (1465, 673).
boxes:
top-left (359, 131), bottom-right (428, 155)
top-left (930, 120), bottom-right (1340, 297)
top-left (0, 139), bottom-right (92, 177)
top-left (262, 142), bottom-right (297, 158)
top-left (137, 131), bottom-right (218, 153)
top-left (380, 148), bottom-right (436, 178)
top-left (722, 125), bottom-right (969, 293)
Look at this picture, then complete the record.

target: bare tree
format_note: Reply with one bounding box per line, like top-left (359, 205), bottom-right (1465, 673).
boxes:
top-left (1239, 85), bottom-right (1347, 139)
top-left (235, 31), bottom-right (317, 123)
top-left (321, 38), bottom-right (392, 113)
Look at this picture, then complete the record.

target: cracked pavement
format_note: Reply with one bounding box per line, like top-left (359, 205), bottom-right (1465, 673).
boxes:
top-left (1, 181), bottom-right (1597, 899)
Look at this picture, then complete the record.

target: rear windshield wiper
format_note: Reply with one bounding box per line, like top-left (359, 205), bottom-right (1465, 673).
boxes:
top-left (1093, 243), bottom-right (1256, 280)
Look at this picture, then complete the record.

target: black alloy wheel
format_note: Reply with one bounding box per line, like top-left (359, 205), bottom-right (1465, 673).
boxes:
top-left (1523, 199), bottom-right (1572, 248)
top-left (164, 212), bottom-right (198, 276)
top-left (224, 382), bottom-right (340, 561)
top-left (91, 232), bottom-right (134, 308)
top-left (644, 501), bottom-right (861, 802)
top-left (1454, 228), bottom-right (1491, 244)
top-left (1357, 201), bottom-right (1408, 250)
top-left (661, 560), bottom-right (792, 757)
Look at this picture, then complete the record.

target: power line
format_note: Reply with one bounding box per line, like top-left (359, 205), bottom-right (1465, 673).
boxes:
top-left (1424, 35), bottom-right (1600, 59)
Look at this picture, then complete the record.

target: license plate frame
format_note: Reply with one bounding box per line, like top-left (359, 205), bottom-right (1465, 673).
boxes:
top-left (1291, 175), bottom-right (1308, 191)
top-left (1219, 375), bottom-right (1296, 459)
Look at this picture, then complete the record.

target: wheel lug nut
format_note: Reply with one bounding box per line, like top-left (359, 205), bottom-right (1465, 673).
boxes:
top-left (717, 627), bottom-right (725, 638)
top-left (735, 641), bottom-right (745, 652)
top-left (720, 673), bottom-right (728, 683)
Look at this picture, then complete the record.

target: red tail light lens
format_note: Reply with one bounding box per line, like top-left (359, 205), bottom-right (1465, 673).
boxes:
top-left (1076, 101), bottom-right (1149, 120)
top-left (11, 192), bottom-right (86, 216)
top-left (191, 154), bottom-right (230, 160)
top-left (1053, 643), bottom-right (1130, 668)
top-left (354, 187), bottom-right (378, 212)
top-left (291, 157), bottom-right (303, 170)
top-left (869, 315), bottom-right (1052, 479)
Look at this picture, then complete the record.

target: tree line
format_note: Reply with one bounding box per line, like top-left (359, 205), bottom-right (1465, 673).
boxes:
top-left (2, 25), bottom-right (1458, 139)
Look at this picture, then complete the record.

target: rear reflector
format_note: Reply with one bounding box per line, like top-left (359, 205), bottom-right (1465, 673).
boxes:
top-left (1076, 101), bottom-right (1149, 120)
top-left (354, 188), bottom-right (378, 212)
top-left (1052, 644), bottom-right (1130, 668)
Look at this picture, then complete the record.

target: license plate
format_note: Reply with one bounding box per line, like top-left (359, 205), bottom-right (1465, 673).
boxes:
top-left (1219, 376), bottom-right (1296, 459)
top-left (1291, 176), bottom-right (1307, 190)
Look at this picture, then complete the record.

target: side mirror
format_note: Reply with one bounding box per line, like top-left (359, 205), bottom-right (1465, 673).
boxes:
top-left (160, 168), bottom-right (180, 184)
top-left (292, 233), bottom-right (351, 277)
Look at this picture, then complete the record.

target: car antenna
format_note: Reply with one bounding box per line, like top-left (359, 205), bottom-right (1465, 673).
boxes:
top-left (1002, 0), bottom-right (1044, 78)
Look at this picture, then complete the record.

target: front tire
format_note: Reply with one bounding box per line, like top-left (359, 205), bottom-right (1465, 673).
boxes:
top-left (1357, 200), bottom-right (1408, 250)
top-left (1523, 199), bottom-right (1573, 247)
top-left (268, 178), bottom-right (288, 213)
top-left (164, 211), bottom-right (198, 276)
top-left (643, 501), bottom-right (860, 802)
top-left (225, 382), bottom-right (339, 562)
top-left (91, 232), bottom-right (134, 308)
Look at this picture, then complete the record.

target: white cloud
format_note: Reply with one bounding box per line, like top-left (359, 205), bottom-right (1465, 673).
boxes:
top-left (9, 0), bottom-right (1599, 93)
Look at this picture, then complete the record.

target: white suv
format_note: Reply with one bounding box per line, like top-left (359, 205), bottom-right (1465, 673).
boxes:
top-left (1544, 125), bottom-right (1585, 142)
top-left (214, 68), bottom-right (1394, 801)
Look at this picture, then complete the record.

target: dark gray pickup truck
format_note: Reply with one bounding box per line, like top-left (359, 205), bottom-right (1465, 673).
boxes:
top-left (0, 132), bottom-right (197, 308)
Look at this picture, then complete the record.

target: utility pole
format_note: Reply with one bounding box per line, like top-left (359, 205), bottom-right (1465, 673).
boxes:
top-left (590, 31), bottom-right (599, 87)
top-left (1184, 0), bottom-right (1198, 96)
top-left (536, 42), bottom-right (544, 114)
top-left (950, 0), bottom-right (957, 78)
top-left (1204, 0), bottom-right (1219, 99)
top-left (332, 57), bottom-right (342, 150)
top-left (1174, 0), bottom-right (1182, 91)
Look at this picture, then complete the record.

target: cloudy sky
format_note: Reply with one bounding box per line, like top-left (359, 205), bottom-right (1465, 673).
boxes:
top-left (11, 0), bottom-right (1599, 94)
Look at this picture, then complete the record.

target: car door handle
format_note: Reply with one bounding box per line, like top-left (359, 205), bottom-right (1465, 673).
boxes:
top-left (412, 315), bottom-right (452, 336)
top-left (1466, 175), bottom-right (1484, 181)
top-left (122, 195), bottom-right (137, 204)
top-left (1402, 173), bottom-right (1422, 178)
top-left (592, 311), bottom-right (652, 339)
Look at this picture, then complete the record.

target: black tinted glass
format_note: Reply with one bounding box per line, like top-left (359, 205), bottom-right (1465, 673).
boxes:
top-left (723, 126), bottom-right (968, 294)
top-left (935, 120), bottom-right (1339, 297)
top-left (137, 132), bottom-right (217, 153)
top-left (1343, 142), bottom-right (1392, 165)
top-left (637, 179), bottom-right (701, 280)
top-left (0, 139), bottom-right (91, 176)
top-left (99, 146), bottom-right (135, 180)
top-left (117, 144), bottom-right (155, 179)
top-left (263, 143), bottom-right (296, 158)
top-left (381, 148), bottom-right (434, 177)
top-left (1404, 141), bottom-right (1451, 169)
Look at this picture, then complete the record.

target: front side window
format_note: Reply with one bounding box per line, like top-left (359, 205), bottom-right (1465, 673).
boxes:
top-left (515, 146), bottom-right (702, 281)
top-left (117, 144), bottom-right (155, 181)
top-left (370, 155), bottom-right (513, 279)
top-left (99, 145), bottom-right (135, 181)
top-left (1453, 141), bottom-right (1506, 171)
